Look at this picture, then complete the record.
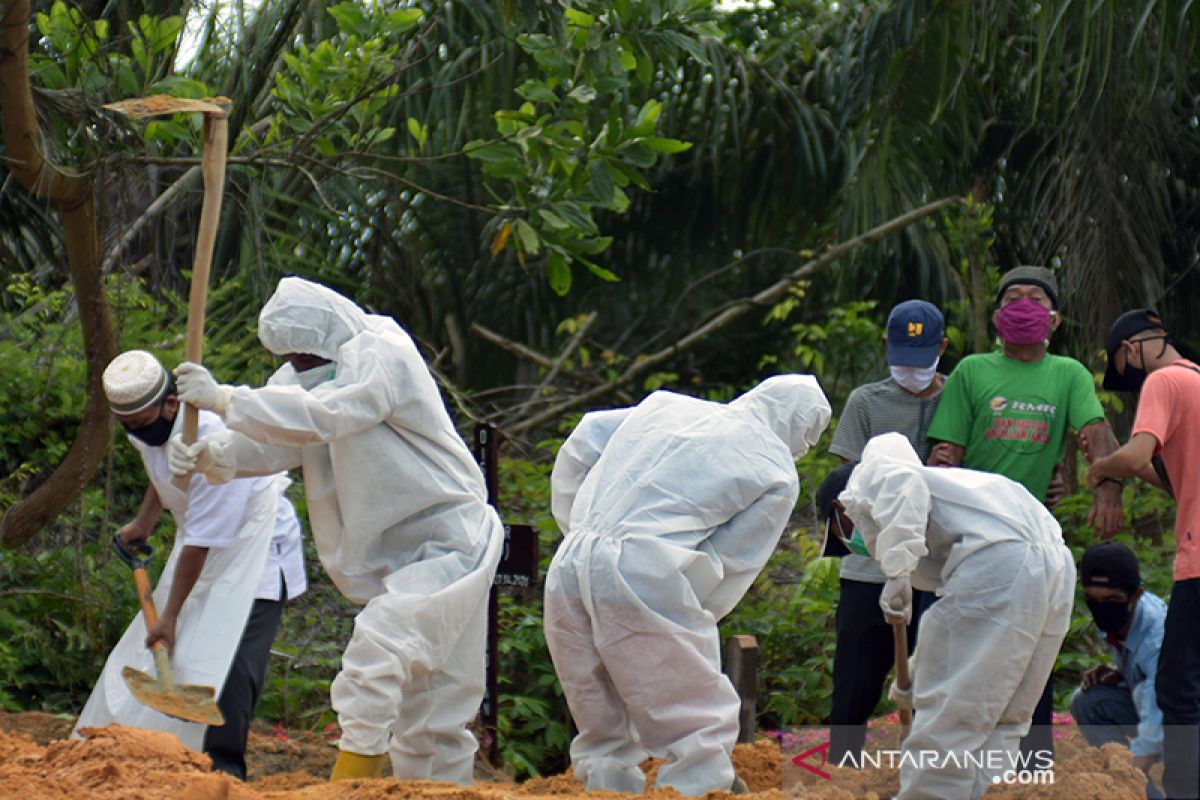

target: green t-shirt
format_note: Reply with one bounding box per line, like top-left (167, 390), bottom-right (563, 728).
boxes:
top-left (926, 352), bottom-right (1105, 500)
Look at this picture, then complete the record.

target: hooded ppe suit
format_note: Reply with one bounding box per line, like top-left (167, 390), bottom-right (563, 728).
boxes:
top-left (838, 433), bottom-right (1075, 800)
top-left (176, 278), bottom-right (503, 784)
top-left (545, 375), bottom-right (831, 795)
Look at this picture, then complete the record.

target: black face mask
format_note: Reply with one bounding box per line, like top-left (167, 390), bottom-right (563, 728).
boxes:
top-left (1086, 597), bottom-right (1134, 634)
top-left (124, 412), bottom-right (173, 447)
top-left (1111, 336), bottom-right (1170, 393)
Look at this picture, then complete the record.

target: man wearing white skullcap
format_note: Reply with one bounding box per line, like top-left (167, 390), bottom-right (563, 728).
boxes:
top-left (165, 278), bottom-right (503, 784)
top-left (73, 350), bottom-right (306, 781)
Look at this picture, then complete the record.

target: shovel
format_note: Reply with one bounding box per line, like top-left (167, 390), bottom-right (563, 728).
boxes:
top-left (891, 620), bottom-right (912, 738)
top-left (113, 534), bottom-right (225, 726)
top-left (103, 94), bottom-right (231, 490)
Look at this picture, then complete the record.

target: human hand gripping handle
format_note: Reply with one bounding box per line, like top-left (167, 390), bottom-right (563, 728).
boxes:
top-left (174, 362), bottom-right (232, 415)
top-left (880, 575), bottom-right (912, 624)
top-left (167, 434), bottom-right (215, 478)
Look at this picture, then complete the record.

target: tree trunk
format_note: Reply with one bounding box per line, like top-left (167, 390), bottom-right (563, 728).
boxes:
top-left (0, 0), bottom-right (117, 549)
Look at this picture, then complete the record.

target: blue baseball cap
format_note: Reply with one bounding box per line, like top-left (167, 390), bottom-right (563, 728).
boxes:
top-left (886, 300), bottom-right (945, 367)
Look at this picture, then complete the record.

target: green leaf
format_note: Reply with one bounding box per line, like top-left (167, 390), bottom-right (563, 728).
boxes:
top-left (654, 29), bottom-right (710, 66)
top-left (564, 8), bottom-right (595, 27)
top-left (549, 201), bottom-right (596, 233)
top-left (385, 8), bottom-right (423, 33)
top-left (148, 75), bottom-right (211, 98)
top-left (632, 99), bottom-right (662, 135)
top-left (618, 39), bottom-right (638, 71)
top-left (406, 117), bottom-right (428, 147)
top-left (537, 209), bottom-right (570, 230)
top-left (517, 80), bottom-right (558, 104)
top-left (567, 85), bottom-right (597, 104)
top-left (643, 136), bottom-right (692, 153)
top-left (514, 219), bottom-right (541, 255)
top-left (327, 2), bottom-right (370, 38)
top-left (546, 252), bottom-right (572, 296)
top-left (464, 140), bottom-right (521, 163)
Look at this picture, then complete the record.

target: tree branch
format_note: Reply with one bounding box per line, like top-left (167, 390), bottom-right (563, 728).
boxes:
top-left (0, 0), bottom-right (117, 549)
top-left (506, 195), bottom-right (963, 436)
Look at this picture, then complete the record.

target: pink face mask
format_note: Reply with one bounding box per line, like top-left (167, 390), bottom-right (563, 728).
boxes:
top-left (995, 297), bottom-right (1052, 344)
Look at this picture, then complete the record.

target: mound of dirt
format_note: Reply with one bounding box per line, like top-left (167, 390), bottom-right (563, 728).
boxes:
top-left (0, 711), bottom-right (1151, 799)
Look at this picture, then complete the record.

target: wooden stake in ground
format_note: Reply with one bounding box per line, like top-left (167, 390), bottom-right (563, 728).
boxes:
top-left (103, 95), bottom-right (231, 488)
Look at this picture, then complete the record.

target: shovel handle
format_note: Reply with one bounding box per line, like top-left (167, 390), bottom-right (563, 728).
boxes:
top-left (133, 566), bottom-right (157, 627)
top-left (171, 111), bottom-right (229, 491)
top-left (891, 621), bottom-right (913, 729)
top-left (133, 565), bottom-right (177, 687)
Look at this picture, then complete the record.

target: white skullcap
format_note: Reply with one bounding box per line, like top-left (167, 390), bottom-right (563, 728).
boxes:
top-left (103, 350), bottom-right (171, 415)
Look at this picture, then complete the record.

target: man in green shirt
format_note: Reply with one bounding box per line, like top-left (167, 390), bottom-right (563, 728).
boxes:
top-left (926, 265), bottom-right (1123, 764)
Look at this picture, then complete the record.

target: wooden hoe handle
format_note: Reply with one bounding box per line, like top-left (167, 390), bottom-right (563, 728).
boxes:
top-left (173, 110), bottom-right (229, 489)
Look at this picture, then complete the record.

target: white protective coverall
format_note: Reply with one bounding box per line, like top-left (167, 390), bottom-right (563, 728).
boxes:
top-left (545, 375), bottom-right (831, 795)
top-left (838, 433), bottom-right (1076, 800)
top-left (74, 410), bottom-right (301, 750)
top-left (187, 278), bottom-right (503, 784)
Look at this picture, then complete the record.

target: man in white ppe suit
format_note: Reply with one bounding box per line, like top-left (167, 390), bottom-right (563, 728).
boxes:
top-left (166, 277), bottom-right (504, 783)
top-left (818, 433), bottom-right (1075, 800)
top-left (545, 375), bottom-right (831, 796)
top-left (75, 349), bottom-right (306, 780)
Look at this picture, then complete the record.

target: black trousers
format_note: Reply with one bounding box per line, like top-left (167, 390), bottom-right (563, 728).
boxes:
top-left (829, 579), bottom-right (928, 761)
top-left (202, 591), bottom-right (286, 780)
top-left (1019, 675), bottom-right (1055, 762)
top-left (1157, 578), bottom-right (1200, 800)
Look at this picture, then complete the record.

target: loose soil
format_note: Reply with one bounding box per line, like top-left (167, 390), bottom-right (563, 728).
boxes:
top-left (0, 711), bottom-right (1148, 799)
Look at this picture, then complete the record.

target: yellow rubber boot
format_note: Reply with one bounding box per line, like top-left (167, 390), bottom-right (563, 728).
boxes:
top-left (330, 750), bottom-right (388, 781)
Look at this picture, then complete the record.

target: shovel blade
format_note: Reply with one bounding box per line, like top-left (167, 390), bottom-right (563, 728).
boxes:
top-left (121, 666), bottom-right (226, 726)
top-left (103, 95), bottom-right (230, 118)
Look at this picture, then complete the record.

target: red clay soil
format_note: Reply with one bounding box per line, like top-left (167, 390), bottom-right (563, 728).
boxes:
top-left (0, 711), bottom-right (1148, 799)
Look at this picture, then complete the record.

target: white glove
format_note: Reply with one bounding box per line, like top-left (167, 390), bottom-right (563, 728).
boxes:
top-left (174, 362), bottom-right (232, 415)
top-left (880, 575), bottom-right (912, 624)
top-left (889, 677), bottom-right (914, 711)
top-left (167, 434), bottom-right (214, 477)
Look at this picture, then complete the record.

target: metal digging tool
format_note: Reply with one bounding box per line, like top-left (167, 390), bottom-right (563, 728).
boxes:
top-left (103, 94), bottom-right (231, 490)
top-left (113, 535), bottom-right (225, 726)
top-left (892, 621), bottom-right (912, 738)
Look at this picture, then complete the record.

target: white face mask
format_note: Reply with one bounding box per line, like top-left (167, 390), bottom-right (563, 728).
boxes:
top-left (890, 363), bottom-right (938, 393)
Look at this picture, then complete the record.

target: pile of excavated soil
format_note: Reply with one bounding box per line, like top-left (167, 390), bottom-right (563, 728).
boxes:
top-left (0, 712), bottom-right (1150, 799)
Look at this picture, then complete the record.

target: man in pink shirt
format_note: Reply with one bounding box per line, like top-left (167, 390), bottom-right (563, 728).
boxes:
top-left (1089, 308), bottom-right (1200, 799)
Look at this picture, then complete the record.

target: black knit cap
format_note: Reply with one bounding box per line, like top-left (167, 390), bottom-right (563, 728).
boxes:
top-left (1080, 541), bottom-right (1140, 594)
top-left (996, 266), bottom-right (1059, 309)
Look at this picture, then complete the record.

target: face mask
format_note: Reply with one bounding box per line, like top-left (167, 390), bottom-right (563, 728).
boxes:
top-left (295, 364), bottom-right (335, 390)
top-left (890, 364), bottom-right (938, 393)
top-left (1110, 337), bottom-right (1169, 393)
top-left (832, 514), bottom-right (871, 557)
top-left (995, 298), bottom-right (1053, 344)
top-left (1086, 597), bottom-right (1133, 634)
top-left (124, 412), bottom-right (174, 447)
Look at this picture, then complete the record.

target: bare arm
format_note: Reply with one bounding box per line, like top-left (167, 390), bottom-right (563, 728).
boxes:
top-left (1088, 432), bottom-right (1160, 486)
top-left (145, 545), bottom-right (208, 653)
top-left (118, 484), bottom-right (163, 545)
top-left (1080, 420), bottom-right (1124, 538)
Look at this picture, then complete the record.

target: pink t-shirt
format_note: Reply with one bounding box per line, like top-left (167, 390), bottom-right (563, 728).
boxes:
top-left (1133, 359), bottom-right (1200, 580)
